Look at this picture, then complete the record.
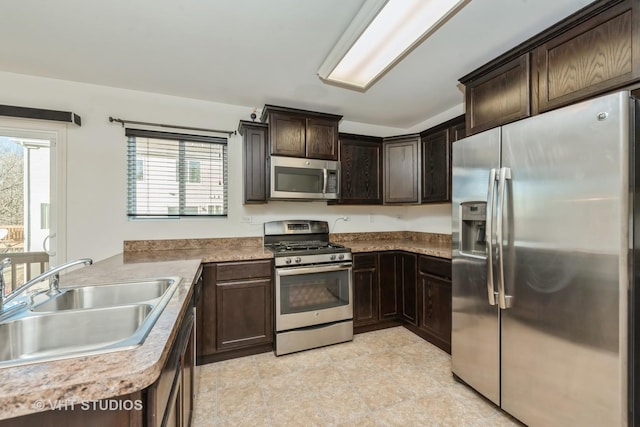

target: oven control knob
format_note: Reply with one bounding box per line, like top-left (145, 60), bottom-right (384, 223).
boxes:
top-left (285, 258), bottom-right (292, 264)
top-left (330, 254), bottom-right (337, 260)
top-left (295, 257), bottom-right (302, 263)
top-left (338, 254), bottom-right (345, 260)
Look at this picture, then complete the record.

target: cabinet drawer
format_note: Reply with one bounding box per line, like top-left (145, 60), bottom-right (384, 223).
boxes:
top-left (353, 253), bottom-right (377, 269)
top-left (216, 260), bottom-right (272, 281)
top-left (418, 256), bottom-right (451, 279)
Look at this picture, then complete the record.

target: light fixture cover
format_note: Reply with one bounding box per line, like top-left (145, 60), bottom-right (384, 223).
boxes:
top-left (318, 0), bottom-right (467, 90)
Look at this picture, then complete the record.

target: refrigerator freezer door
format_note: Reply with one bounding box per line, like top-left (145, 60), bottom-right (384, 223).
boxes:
top-left (452, 127), bottom-right (501, 405)
top-left (500, 91), bottom-right (629, 426)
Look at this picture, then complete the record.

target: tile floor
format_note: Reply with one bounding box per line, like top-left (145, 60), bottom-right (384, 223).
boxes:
top-left (193, 327), bottom-right (523, 426)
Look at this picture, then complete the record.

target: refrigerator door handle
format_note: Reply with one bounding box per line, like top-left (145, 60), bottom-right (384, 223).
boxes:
top-left (497, 167), bottom-right (513, 309)
top-left (485, 168), bottom-right (497, 306)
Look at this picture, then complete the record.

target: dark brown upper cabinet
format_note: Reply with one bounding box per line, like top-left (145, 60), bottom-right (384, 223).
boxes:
top-left (261, 105), bottom-right (342, 160)
top-left (533, 0), bottom-right (640, 114)
top-left (337, 133), bottom-right (383, 205)
top-left (420, 115), bottom-right (465, 204)
top-left (464, 54), bottom-right (530, 135)
top-left (450, 118), bottom-right (467, 142)
top-left (238, 121), bottom-right (268, 204)
top-left (421, 128), bottom-right (449, 203)
top-left (460, 0), bottom-right (640, 135)
top-left (383, 134), bottom-right (421, 204)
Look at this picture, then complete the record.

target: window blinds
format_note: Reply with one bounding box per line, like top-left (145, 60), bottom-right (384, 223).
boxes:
top-left (126, 128), bottom-right (228, 217)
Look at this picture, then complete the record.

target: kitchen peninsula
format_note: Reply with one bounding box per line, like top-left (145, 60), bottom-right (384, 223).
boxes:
top-left (0, 231), bottom-right (450, 425)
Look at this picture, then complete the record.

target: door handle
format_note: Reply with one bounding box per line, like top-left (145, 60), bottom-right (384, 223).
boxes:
top-left (43, 233), bottom-right (56, 257)
top-left (322, 169), bottom-right (328, 194)
top-left (496, 167), bottom-right (512, 309)
top-left (485, 168), bottom-right (497, 306)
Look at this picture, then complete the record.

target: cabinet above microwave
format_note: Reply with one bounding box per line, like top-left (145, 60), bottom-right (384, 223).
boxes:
top-left (261, 105), bottom-right (342, 161)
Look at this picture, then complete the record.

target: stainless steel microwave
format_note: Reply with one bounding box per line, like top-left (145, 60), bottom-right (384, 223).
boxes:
top-left (269, 156), bottom-right (340, 200)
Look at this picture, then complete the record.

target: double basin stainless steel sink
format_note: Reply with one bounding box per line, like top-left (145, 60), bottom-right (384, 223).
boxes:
top-left (0, 277), bottom-right (181, 368)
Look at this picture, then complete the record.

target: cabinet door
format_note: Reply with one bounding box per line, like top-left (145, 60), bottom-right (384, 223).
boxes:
top-left (533, 0), bottom-right (639, 114)
top-left (269, 112), bottom-right (306, 157)
top-left (306, 117), bottom-right (338, 160)
top-left (421, 129), bottom-right (450, 203)
top-left (216, 278), bottom-right (273, 351)
top-left (383, 137), bottom-right (420, 204)
top-left (242, 123), bottom-right (268, 203)
top-left (197, 265), bottom-right (216, 358)
top-left (399, 253), bottom-right (417, 326)
top-left (339, 137), bottom-right (383, 204)
top-left (181, 319), bottom-right (195, 427)
top-left (378, 253), bottom-right (399, 319)
top-left (419, 273), bottom-right (452, 352)
top-left (449, 118), bottom-right (466, 142)
top-left (353, 253), bottom-right (379, 327)
top-left (465, 54), bottom-right (530, 135)
top-left (163, 371), bottom-right (181, 427)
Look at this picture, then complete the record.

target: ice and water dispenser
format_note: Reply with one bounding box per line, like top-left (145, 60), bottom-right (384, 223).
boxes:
top-left (460, 201), bottom-right (487, 256)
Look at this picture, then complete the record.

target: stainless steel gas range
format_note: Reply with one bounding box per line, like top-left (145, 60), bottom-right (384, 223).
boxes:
top-left (264, 220), bottom-right (353, 356)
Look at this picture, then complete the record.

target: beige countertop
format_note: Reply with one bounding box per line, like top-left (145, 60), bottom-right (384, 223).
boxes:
top-left (331, 231), bottom-right (452, 259)
top-left (347, 240), bottom-right (451, 258)
top-left (123, 232), bottom-right (452, 262)
top-left (0, 231), bottom-right (450, 420)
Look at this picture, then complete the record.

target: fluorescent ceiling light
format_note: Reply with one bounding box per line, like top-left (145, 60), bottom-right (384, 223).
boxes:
top-left (318, 0), bottom-right (467, 91)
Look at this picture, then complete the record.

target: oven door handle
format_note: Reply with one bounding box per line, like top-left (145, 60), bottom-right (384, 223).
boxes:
top-left (276, 263), bottom-right (352, 276)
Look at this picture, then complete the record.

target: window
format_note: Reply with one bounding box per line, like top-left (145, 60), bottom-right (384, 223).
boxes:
top-left (188, 160), bottom-right (201, 183)
top-left (126, 129), bottom-right (227, 217)
top-left (135, 159), bottom-right (144, 181)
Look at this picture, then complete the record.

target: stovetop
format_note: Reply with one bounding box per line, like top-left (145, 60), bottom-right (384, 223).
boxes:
top-left (263, 220), bottom-right (351, 266)
top-left (265, 240), bottom-right (347, 255)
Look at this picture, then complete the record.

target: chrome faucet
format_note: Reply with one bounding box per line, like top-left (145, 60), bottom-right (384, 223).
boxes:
top-left (1, 258), bottom-right (93, 313)
top-left (0, 258), bottom-right (11, 311)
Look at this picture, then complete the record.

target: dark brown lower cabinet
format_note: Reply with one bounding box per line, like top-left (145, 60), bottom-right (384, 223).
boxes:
top-left (398, 253), bottom-right (417, 326)
top-left (216, 278), bottom-right (272, 351)
top-left (379, 251), bottom-right (417, 325)
top-left (355, 251), bottom-right (417, 332)
top-left (353, 251), bottom-right (451, 353)
top-left (147, 306), bottom-right (195, 427)
top-left (378, 252), bottom-right (400, 320)
top-left (416, 255), bottom-right (452, 353)
top-left (353, 253), bottom-right (379, 328)
top-left (197, 260), bottom-right (273, 363)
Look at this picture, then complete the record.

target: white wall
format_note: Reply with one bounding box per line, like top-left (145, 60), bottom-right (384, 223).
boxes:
top-left (0, 71), bottom-right (451, 262)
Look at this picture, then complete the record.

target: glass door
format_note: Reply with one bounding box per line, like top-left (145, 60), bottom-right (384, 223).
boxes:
top-left (275, 264), bottom-right (352, 331)
top-left (0, 125), bottom-right (59, 293)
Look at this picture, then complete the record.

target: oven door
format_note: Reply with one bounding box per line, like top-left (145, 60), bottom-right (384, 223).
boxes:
top-left (275, 262), bottom-right (352, 331)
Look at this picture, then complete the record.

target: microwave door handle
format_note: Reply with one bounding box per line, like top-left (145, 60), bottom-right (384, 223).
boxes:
top-left (322, 168), bottom-right (328, 194)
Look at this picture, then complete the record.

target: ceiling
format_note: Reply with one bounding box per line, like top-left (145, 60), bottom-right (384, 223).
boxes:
top-left (0, 0), bottom-right (593, 129)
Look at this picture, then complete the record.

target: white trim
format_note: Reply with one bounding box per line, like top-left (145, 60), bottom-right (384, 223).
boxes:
top-left (0, 116), bottom-right (67, 265)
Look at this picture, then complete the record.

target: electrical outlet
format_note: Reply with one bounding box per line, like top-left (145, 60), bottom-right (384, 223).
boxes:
top-left (369, 215), bottom-right (374, 223)
top-left (240, 216), bottom-right (252, 224)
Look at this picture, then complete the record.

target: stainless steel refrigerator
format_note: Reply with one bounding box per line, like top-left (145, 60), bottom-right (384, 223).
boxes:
top-left (452, 90), bottom-right (638, 426)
